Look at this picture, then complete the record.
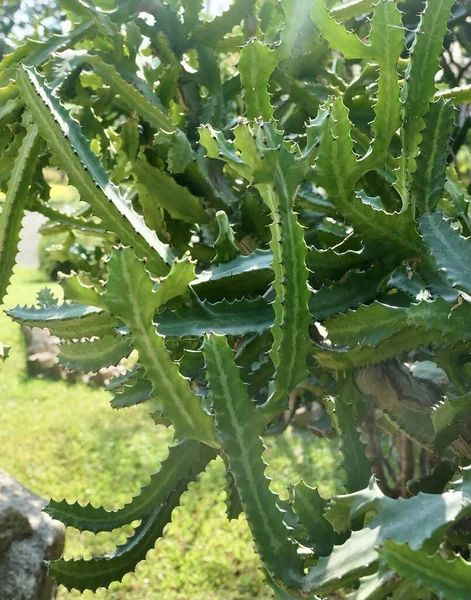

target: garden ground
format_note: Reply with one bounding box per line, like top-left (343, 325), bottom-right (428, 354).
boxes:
top-left (0, 268), bottom-right (341, 599)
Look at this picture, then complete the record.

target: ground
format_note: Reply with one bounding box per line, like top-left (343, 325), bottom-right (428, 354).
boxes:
top-left (0, 267), bottom-right (341, 600)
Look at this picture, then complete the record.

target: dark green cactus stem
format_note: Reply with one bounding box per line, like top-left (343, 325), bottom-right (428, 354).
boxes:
top-left (101, 247), bottom-right (217, 448)
top-left (49, 442), bottom-right (217, 591)
top-left (204, 334), bottom-right (303, 590)
top-left (253, 124), bottom-right (311, 418)
top-left (200, 121), bottom-right (312, 419)
top-left (214, 210), bottom-right (240, 264)
top-left (0, 123), bottom-right (40, 306)
top-left (16, 66), bottom-right (173, 275)
top-left (46, 440), bottom-right (216, 533)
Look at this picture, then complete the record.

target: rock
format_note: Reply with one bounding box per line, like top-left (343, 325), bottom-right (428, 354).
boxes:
top-left (0, 506), bottom-right (32, 554)
top-left (0, 470), bottom-right (65, 600)
top-left (21, 326), bottom-right (62, 380)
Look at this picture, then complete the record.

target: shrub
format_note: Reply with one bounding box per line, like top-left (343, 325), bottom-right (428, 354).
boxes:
top-left (1, 0), bottom-right (471, 597)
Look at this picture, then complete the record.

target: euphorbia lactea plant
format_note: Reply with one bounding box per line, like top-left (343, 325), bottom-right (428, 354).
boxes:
top-left (2, 0), bottom-right (471, 596)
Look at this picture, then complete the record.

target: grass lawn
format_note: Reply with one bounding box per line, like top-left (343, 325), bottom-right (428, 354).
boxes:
top-left (0, 267), bottom-right (342, 599)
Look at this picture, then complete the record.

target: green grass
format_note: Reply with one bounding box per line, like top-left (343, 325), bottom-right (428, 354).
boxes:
top-left (0, 267), bottom-right (342, 600)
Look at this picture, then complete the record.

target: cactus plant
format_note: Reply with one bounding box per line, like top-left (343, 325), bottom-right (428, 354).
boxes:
top-left (2, 0), bottom-right (471, 597)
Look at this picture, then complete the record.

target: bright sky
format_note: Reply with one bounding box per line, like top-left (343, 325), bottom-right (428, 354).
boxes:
top-left (10, 0), bottom-right (234, 41)
top-left (206, 0), bottom-right (232, 17)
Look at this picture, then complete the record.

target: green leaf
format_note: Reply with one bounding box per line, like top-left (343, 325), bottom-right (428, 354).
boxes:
top-left (156, 296), bottom-right (274, 337)
top-left (203, 334), bottom-right (303, 588)
top-left (329, 0), bottom-right (378, 21)
top-left (175, 348), bottom-right (203, 378)
top-left (279, 0), bottom-right (320, 59)
top-left (238, 39), bottom-right (278, 120)
top-left (315, 98), bottom-right (360, 198)
top-left (324, 302), bottom-right (406, 348)
top-left (101, 248), bottom-right (217, 448)
top-left (0, 135), bottom-right (22, 188)
top-left (420, 212), bottom-right (471, 297)
top-left (46, 440), bottom-right (215, 532)
top-left (182, 0), bottom-right (203, 34)
top-left (386, 265), bottom-right (426, 299)
top-left (191, 0), bottom-right (256, 46)
top-left (247, 357), bottom-right (275, 398)
top-left (16, 66), bottom-right (172, 276)
top-left (121, 118), bottom-right (139, 162)
top-left (110, 373), bottom-right (152, 410)
top-left (233, 332), bottom-right (274, 398)
top-left (310, 267), bottom-right (383, 321)
top-left (412, 100), bottom-right (455, 214)
top-left (224, 461), bottom-right (243, 521)
top-left (214, 211), bottom-right (240, 265)
top-left (310, 0), bottom-right (371, 59)
top-left (367, 0), bottom-right (403, 165)
top-left (317, 297), bottom-right (471, 371)
top-left (325, 477), bottom-right (384, 535)
top-left (314, 326), bottom-right (452, 371)
top-left (265, 573), bottom-right (302, 600)
top-left (7, 303), bottom-right (117, 340)
top-left (58, 335), bottom-right (132, 372)
top-left (402, 0), bottom-right (455, 175)
top-left (37, 288), bottom-right (58, 308)
top-left (417, 254), bottom-right (459, 302)
top-left (133, 156), bottom-right (209, 224)
top-left (346, 567), bottom-right (401, 600)
top-left (201, 121), bottom-right (312, 414)
top-left (107, 367), bottom-right (152, 410)
top-left (235, 332), bottom-right (272, 377)
top-left (292, 482), bottom-right (335, 557)
top-left (315, 98), bottom-right (421, 258)
top-left (0, 22), bottom-right (93, 86)
top-left (303, 471), bottom-right (471, 594)
top-left (444, 166), bottom-right (471, 219)
top-left (432, 392), bottom-right (471, 452)
top-left (325, 298), bottom-right (458, 349)
top-left (33, 200), bottom-right (111, 236)
top-left (59, 274), bottom-right (104, 308)
top-left (0, 125), bottom-right (40, 306)
top-left (59, 0), bottom-right (118, 38)
top-left (328, 375), bottom-right (371, 492)
top-left (154, 129), bottom-right (193, 174)
top-left (193, 249), bottom-right (273, 301)
top-left (50, 507), bottom-right (164, 591)
top-left (80, 54), bottom-right (174, 131)
top-left (435, 83), bottom-right (471, 105)
top-left (240, 123), bottom-right (313, 414)
top-left (49, 443), bottom-right (216, 591)
top-left (153, 258), bottom-right (196, 308)
top-left (0, 83), bottom-right (17, 105)
top-left (196, 43), bottom-right (224, 125)
top-left (133, 1), bottom-right (185, 55)
top-left (0, 99), bottom-right (24, 129)
top-left (407, 461), bottom-right (456, 496)
top-left (306, 246), bottom-right (369, 282)
top-left (379, 540), bottom-right (471, 600)
top-left (199, 125), bottom-right (247, 173)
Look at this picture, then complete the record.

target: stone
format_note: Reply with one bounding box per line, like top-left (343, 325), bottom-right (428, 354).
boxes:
top-left (21, 326), bottom-right (62, 380)
top-left (0, 470), bottom-right (65, 600)
top-left (0, 506), bottom-right (32, 554)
